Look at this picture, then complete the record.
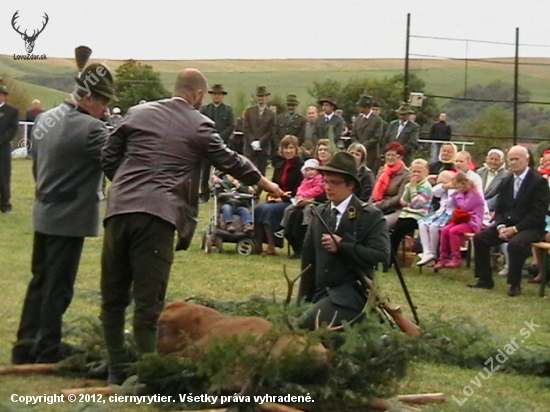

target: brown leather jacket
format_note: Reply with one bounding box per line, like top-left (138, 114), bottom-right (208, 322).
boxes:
top-left (102, 97), bottom-right (261, 249)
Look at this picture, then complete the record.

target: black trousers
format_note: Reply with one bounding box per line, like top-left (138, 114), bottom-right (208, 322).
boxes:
top-left (284, 207), bottom-right (307, 255)
top-left (366, 147), bottom-right (380, 175)
top-left (199, 159), bottom-right (212, 200)
top-left (298, 295), bottom-right (363, 331)
top-left (0, 146), bottom-right (12, 211)
top-left (245, 152), bottom-right (268, 176)
top-left (474, 226), bottom-right (544, 286)
top-left (101, 213), bottom-right (175, 332)
top-left (15, 232), bottom-right (84, 361)
top-left (390, 217), bottom-right (418, 254)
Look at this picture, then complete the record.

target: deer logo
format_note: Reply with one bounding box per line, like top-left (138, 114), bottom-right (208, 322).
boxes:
top-left (11, 11), bottom-right (49, 54)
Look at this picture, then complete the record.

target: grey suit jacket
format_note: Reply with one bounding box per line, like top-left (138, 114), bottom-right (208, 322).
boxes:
top-left (243, 105), bottom-right (276, 156)
top-left (476, 166), bottom-right (508, 211)
top-left (31, 100), bottom-right (108, 237)
top-left (102, 98), bottom-right (261, 249)
top-left (384, 120), bottom-right (420, 164)
top-left (351, 113), bottom-right (383, 150)
top-left (312, 115), bottom-right (344, 145)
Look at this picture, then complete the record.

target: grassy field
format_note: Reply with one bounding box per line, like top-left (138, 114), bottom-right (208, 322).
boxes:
top-left (0, 159), bottom-right (549, 411)
top-left (1, 55), bottom-right (549, 111)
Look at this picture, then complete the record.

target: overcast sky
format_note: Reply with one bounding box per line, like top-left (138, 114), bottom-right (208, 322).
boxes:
top-left (1, 0), bottom-right (549, 61)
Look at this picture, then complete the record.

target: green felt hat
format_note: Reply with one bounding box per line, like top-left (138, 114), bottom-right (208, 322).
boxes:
top-left (75, 63), bottom-right (117, 102)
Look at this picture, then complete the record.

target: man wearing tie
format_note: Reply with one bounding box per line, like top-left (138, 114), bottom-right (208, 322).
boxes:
top-left (199, 84), bottom-right (235, 201)
top-left (312, 97), bottom-right (344, 148)
top-left (297, 152), bottom-right (390, 329)
top-left (243, 86), bottom-right (276, 175)
top-left (351, 95), bottom-right (384, 173)
top-left (273, 94), bottom-right (306, 162)
top-left (471, 146), bottom-right (550, 296)
top-left (384, 103), bottom-right (419, 166)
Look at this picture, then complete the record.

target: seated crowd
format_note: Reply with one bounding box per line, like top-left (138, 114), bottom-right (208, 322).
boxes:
top-left (216, 135), bottom-right (550, 297)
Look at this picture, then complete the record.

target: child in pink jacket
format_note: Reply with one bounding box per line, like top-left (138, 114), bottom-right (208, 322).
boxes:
top-left (276, 158), bottom-right (325, 234)
top-left (434, 172), bottom-right (485, 269)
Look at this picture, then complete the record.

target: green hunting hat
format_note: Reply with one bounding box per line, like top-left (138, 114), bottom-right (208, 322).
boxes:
top-left (355, 95), bottom-right (373, 107)
top-left (256, 86), bottom-right (271, 96)
top-left (209, 84), bottom-right (227, 95)
top-left (286, 94), bottom-right (299, 105)
top-left (318, 97), bottom-right (338, 109)
top-left (75, 63), bottom-right (117, 102)
top-left (395, 103), bottom-right (415, 115)
top-left (317, 151), bottom-right (360, 186)
top-left (0, 84), bottom-right (8, 94)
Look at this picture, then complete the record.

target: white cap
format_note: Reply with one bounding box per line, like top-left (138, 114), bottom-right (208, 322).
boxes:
top-left (112, 107), bottom-right (121, 114)
top-left (301, 158), bottom-right (319, 173)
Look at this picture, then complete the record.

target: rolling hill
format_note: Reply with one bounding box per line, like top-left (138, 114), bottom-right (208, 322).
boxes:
top-left (1, 55), bottom-right (548, 111)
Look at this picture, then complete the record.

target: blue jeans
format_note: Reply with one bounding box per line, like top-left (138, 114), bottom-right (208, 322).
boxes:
top-left (221, 204), bottom-right (252, 224)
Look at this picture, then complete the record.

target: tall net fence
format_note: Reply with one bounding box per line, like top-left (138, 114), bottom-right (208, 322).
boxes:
top-left (408, 29), bottom-right (550, 157)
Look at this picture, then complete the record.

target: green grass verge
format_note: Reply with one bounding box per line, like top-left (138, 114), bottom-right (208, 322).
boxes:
top-left (0, 159), bottom-right (548, 411)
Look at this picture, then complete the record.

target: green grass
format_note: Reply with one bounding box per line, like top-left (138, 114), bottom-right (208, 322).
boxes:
top-left (0, 159), bottom-right (549, 411)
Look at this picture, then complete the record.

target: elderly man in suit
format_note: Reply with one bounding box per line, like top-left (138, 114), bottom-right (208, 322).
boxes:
top-left (11, 64), bottom-right (115, 364)
top-left (243, 86), bottom-right (276, 175)
top-left (470, 146), bottom-right (550, 296)
top-left (476, 148), bottom-right (507, 211)
top-left (199, 84), bottom-right (235, 201)
top-left (384, 104), bottom-right (419, 166)
top-left (312, 97), bottom-right (344, 148)
top-left (0, 84), bottom-right (20, 213)
top-left (273, 94), bottom-right (306, 160)
top-left (351, 95), bottom-right (384, 174)
top-left (297, 152), bottom-right (391, 330)
top-left (100, 69), bottom-right (284, 384)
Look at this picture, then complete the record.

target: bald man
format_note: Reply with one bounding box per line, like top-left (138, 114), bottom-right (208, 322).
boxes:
top-left (471, 146), bottom-right (550, 296)
top-left (100, 69), bottom-right (283, 384)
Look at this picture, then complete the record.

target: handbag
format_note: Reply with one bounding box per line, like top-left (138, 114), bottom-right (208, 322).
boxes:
top-left (450, 208), bottom-right (471, 225)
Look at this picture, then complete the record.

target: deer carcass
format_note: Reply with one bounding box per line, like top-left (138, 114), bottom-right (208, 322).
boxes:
top-left (157, 300), bottom-right (329, 363)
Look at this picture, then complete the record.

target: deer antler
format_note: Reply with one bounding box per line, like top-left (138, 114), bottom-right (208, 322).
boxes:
top-left (283, 264), bottom-right (310, 308)
top-left (33, 13), bottom-right (49, 38)
top-left (314, 308), bottom-right (365, 332)
top-left (11, 11), bottom-right (26, 37)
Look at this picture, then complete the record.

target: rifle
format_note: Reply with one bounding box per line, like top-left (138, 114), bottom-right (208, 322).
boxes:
top-left (309, 205), bottom-right (421, 338)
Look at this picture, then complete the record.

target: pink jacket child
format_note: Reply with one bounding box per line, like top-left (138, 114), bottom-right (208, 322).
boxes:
top-left (434, 174), bottom-right (485, 270)
top-left (296, 173), bottom-right (324, 199)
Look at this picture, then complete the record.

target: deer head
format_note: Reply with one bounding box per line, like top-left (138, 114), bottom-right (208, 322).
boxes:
top-left (11, 11), bottom-right (49, 54)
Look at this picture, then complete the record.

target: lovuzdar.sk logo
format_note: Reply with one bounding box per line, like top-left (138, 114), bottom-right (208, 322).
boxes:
top-left (11, 10), bottom-right (49, 60)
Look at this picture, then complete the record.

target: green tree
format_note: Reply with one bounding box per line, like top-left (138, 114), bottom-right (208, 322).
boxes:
top-left (307, 74), bottom-right (439, 129)
top-left (465, 105), bottom-right (513, 161)
top-left (114, 60), bottom-right (170, 112)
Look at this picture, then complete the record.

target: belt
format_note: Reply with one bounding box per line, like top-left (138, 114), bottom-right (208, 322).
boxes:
top-left (35, 189), bottom-right (77, 203)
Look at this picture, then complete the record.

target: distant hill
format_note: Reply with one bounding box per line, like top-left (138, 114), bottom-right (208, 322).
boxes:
top-left (1, 55), bottom-right (548, 111)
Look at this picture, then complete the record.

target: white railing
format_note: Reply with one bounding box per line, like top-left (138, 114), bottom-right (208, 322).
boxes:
top-left (419, 139), bottom-right (475, 151)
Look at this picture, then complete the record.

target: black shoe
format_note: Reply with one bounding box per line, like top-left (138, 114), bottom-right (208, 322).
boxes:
top-left (507, 285), bottom-right (521, 297)
top-left (11, 340), bottom-right (35, 364)
top-left (467, 281), bottom-right (494, 289)
top-left (0, 204), bottom-right (12, 213)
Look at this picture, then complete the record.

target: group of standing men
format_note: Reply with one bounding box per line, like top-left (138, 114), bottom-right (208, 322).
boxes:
top-left (198, 86), bottom-right (448, 203)
top-left (10, 65), bottom-right (284, 386)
